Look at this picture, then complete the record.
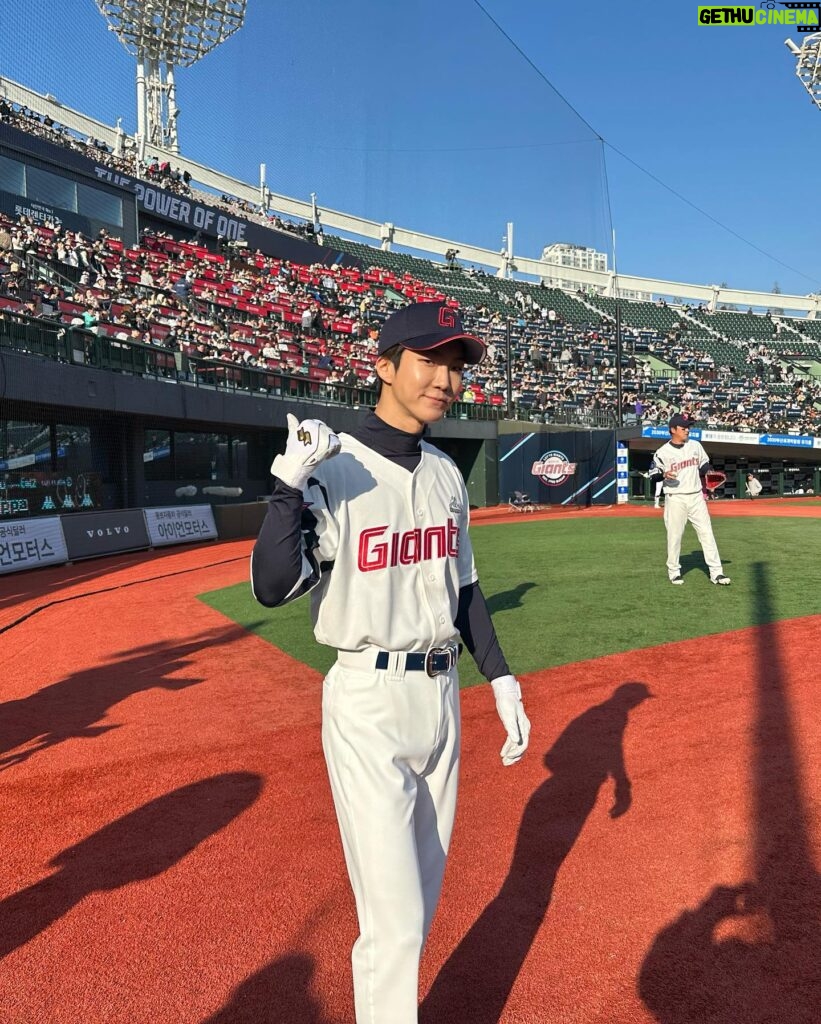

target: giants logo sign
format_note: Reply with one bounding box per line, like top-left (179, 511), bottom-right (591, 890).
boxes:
top-left (531, 450), bottom-right (577, 487)
top-left (358, 521), bottom-right (460, 572)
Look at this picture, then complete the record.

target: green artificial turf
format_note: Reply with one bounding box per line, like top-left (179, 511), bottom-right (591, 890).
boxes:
top-left (198, 516), bottom-right (821, 687)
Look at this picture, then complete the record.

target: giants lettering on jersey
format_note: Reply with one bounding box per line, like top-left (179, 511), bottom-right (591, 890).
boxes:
top-left (669, 455), bottom-right (700, 474)
top-left (358, 520), bottom-right (459, 572)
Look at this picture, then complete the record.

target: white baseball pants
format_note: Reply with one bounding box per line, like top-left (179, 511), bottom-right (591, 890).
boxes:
top-left (663, 491), bottom-right (724, 580)
top-left (321, 655), bottom-right (461, 1024)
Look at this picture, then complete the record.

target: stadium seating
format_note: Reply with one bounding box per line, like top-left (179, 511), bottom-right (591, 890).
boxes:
top-left (1, 100), bottom-right (820, 436)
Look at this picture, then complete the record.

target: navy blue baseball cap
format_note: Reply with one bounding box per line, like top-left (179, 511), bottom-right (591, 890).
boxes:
top-left (377, 301), bottom-right (485, 364)
top-left (669, 412), bottom-right (694, 429)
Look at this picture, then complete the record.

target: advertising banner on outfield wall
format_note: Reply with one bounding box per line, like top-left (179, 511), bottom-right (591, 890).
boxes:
top-left (60, 509), bottom-right (150, 561)
top-left (0, 516), bottom-right (68, 574)
top-left (144, 505), bottom-right (218, 547)
top-left (641, 425), bottom-right (819, 448)
top-left (499, 430), bottom-right (617, 506)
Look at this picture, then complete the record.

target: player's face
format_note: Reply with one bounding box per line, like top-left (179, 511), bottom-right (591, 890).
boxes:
top-left (376, 342), bottom-right (466, 432)
top-left (670, 425), bottom-right (689, 444)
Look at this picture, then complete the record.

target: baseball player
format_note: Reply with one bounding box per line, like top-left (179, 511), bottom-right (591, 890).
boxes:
top-left (649, 412), bottom-right (731, 586)
top-left (251, 301), bottom-right (531, 1024)
top-left (745, 472), bottom-right (763, 500)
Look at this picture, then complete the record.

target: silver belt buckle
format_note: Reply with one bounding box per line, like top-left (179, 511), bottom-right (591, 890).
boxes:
top-left (424, 642), bottom-right (457, 677)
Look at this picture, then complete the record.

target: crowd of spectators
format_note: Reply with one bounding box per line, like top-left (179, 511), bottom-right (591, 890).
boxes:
top-left (201, 191), bottom-right (320, 243)
top-left (1, 94), bottom-right (821, 434)
top-left (0, 96), bottom-right (312, 235)
top-left (0, 212), bottom-right (392, 393)
top-left (0, 97), bottom-right (196, 198)
top-left (2, 205), bottom-right (821, 434)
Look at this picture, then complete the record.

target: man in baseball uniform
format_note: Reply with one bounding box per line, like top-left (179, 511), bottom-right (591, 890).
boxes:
top-left (649, 412), bottom-right (731, 586)
top-left (745, 472), bottom-right (763, 499)
top-left (251, 301), bottom-right (531, 1024)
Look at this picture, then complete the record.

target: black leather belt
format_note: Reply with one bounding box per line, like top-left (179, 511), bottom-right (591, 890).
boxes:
top-left (375, 643), bottom-right (461, 677)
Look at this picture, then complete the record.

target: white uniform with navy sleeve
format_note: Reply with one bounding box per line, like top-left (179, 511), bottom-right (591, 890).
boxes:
top-left (279, 432), bottom-right (475, 1024)
top-left (652, 438), bottom-right (726, 581)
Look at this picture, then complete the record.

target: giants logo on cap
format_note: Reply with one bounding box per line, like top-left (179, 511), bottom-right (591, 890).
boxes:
top-left (438, 306), bottom-right (457, 329)
top-left (358, 521), bottom-right (460, 572)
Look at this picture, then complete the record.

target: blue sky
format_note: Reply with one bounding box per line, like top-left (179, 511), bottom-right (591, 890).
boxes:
top-left (1, 0), bottom-right (819, 296)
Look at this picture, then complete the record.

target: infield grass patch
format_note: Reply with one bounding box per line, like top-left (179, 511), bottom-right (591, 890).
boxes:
top-left (199, 516), bottom-right (821, 687)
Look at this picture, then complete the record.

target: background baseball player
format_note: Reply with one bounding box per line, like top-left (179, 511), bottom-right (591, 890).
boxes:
top-left (649, 412), bottom-right (731, 586)
top-left (251, 301), bottom-right (530, 1024)
top-left (653, 476), bottom-right (664, 509)
top-left (746, 472), bottom-right (763, 499)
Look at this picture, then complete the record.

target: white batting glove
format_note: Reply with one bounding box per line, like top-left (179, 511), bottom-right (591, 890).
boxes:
top-left (490, 674), bottom-right (531, 766)
top-left (271, 413), bottom-right (341, 491)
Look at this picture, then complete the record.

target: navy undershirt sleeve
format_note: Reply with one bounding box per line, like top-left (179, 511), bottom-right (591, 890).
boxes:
top-left (250, 478), bottom-right (309, 607)
top-left (456, 581), bottom-right (510, 681)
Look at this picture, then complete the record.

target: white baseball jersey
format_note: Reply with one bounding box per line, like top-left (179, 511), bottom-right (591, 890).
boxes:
top-left (286, 433), bottom-right (478, 653)
top-left (652, 439), bottom-right (709, 495)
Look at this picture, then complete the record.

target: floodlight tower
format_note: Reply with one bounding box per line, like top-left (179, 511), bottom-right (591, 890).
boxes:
top-left (95, 0), bottom-right (246, 154)
top-left (785, 34), bottom-right (821, 112)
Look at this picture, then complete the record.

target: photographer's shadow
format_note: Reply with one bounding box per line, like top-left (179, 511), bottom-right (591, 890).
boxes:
top-left (421, 682), bottom-right (652, 1024)
top-left (639, 562), bottom-right (819, 1022)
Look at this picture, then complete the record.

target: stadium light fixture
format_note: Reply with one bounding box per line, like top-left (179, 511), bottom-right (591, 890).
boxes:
top-left (784, 33), bottom-right (821, 112)
top-left (95, 0), bottom-right (246, 154)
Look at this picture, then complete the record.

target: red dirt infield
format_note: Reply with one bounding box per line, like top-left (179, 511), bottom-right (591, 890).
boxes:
top-left (1, 528), bottom-right (819, 1023)
top-left (472, 496), bottom-right (821, 524)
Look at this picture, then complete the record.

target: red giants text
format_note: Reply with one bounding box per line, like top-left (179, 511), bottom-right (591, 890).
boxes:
top-left (357, 521), bottom-right (459, 572)
top-left (669, 456), bottom-right (699, 474)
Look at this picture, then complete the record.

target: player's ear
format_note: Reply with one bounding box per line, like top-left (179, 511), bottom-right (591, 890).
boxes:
top-left (375, 354), bottom-right (397, 387)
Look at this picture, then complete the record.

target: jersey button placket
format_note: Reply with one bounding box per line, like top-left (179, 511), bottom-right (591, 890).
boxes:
top-left (410, 477), bottom-right (439, 644)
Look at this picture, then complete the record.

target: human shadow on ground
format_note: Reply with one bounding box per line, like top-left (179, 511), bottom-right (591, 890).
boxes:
top-left (0, 771), bottom-right (263, 960)
top-left (678, 551), bottom-right (733, 581)
top-left (200, 953), bottom-right (338, 1024)
top-left (639, 562), bottom-right (820, 1023)
top-left (421, 681), bottom-right (652, 1023)
top-left (485, 582), bottom-right (538, 615)
top-left (0, 624), bottom-right (248, 769)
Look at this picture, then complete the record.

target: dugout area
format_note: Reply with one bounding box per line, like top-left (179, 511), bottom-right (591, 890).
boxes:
top-left (628, 434), bottom-right (821, 500)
